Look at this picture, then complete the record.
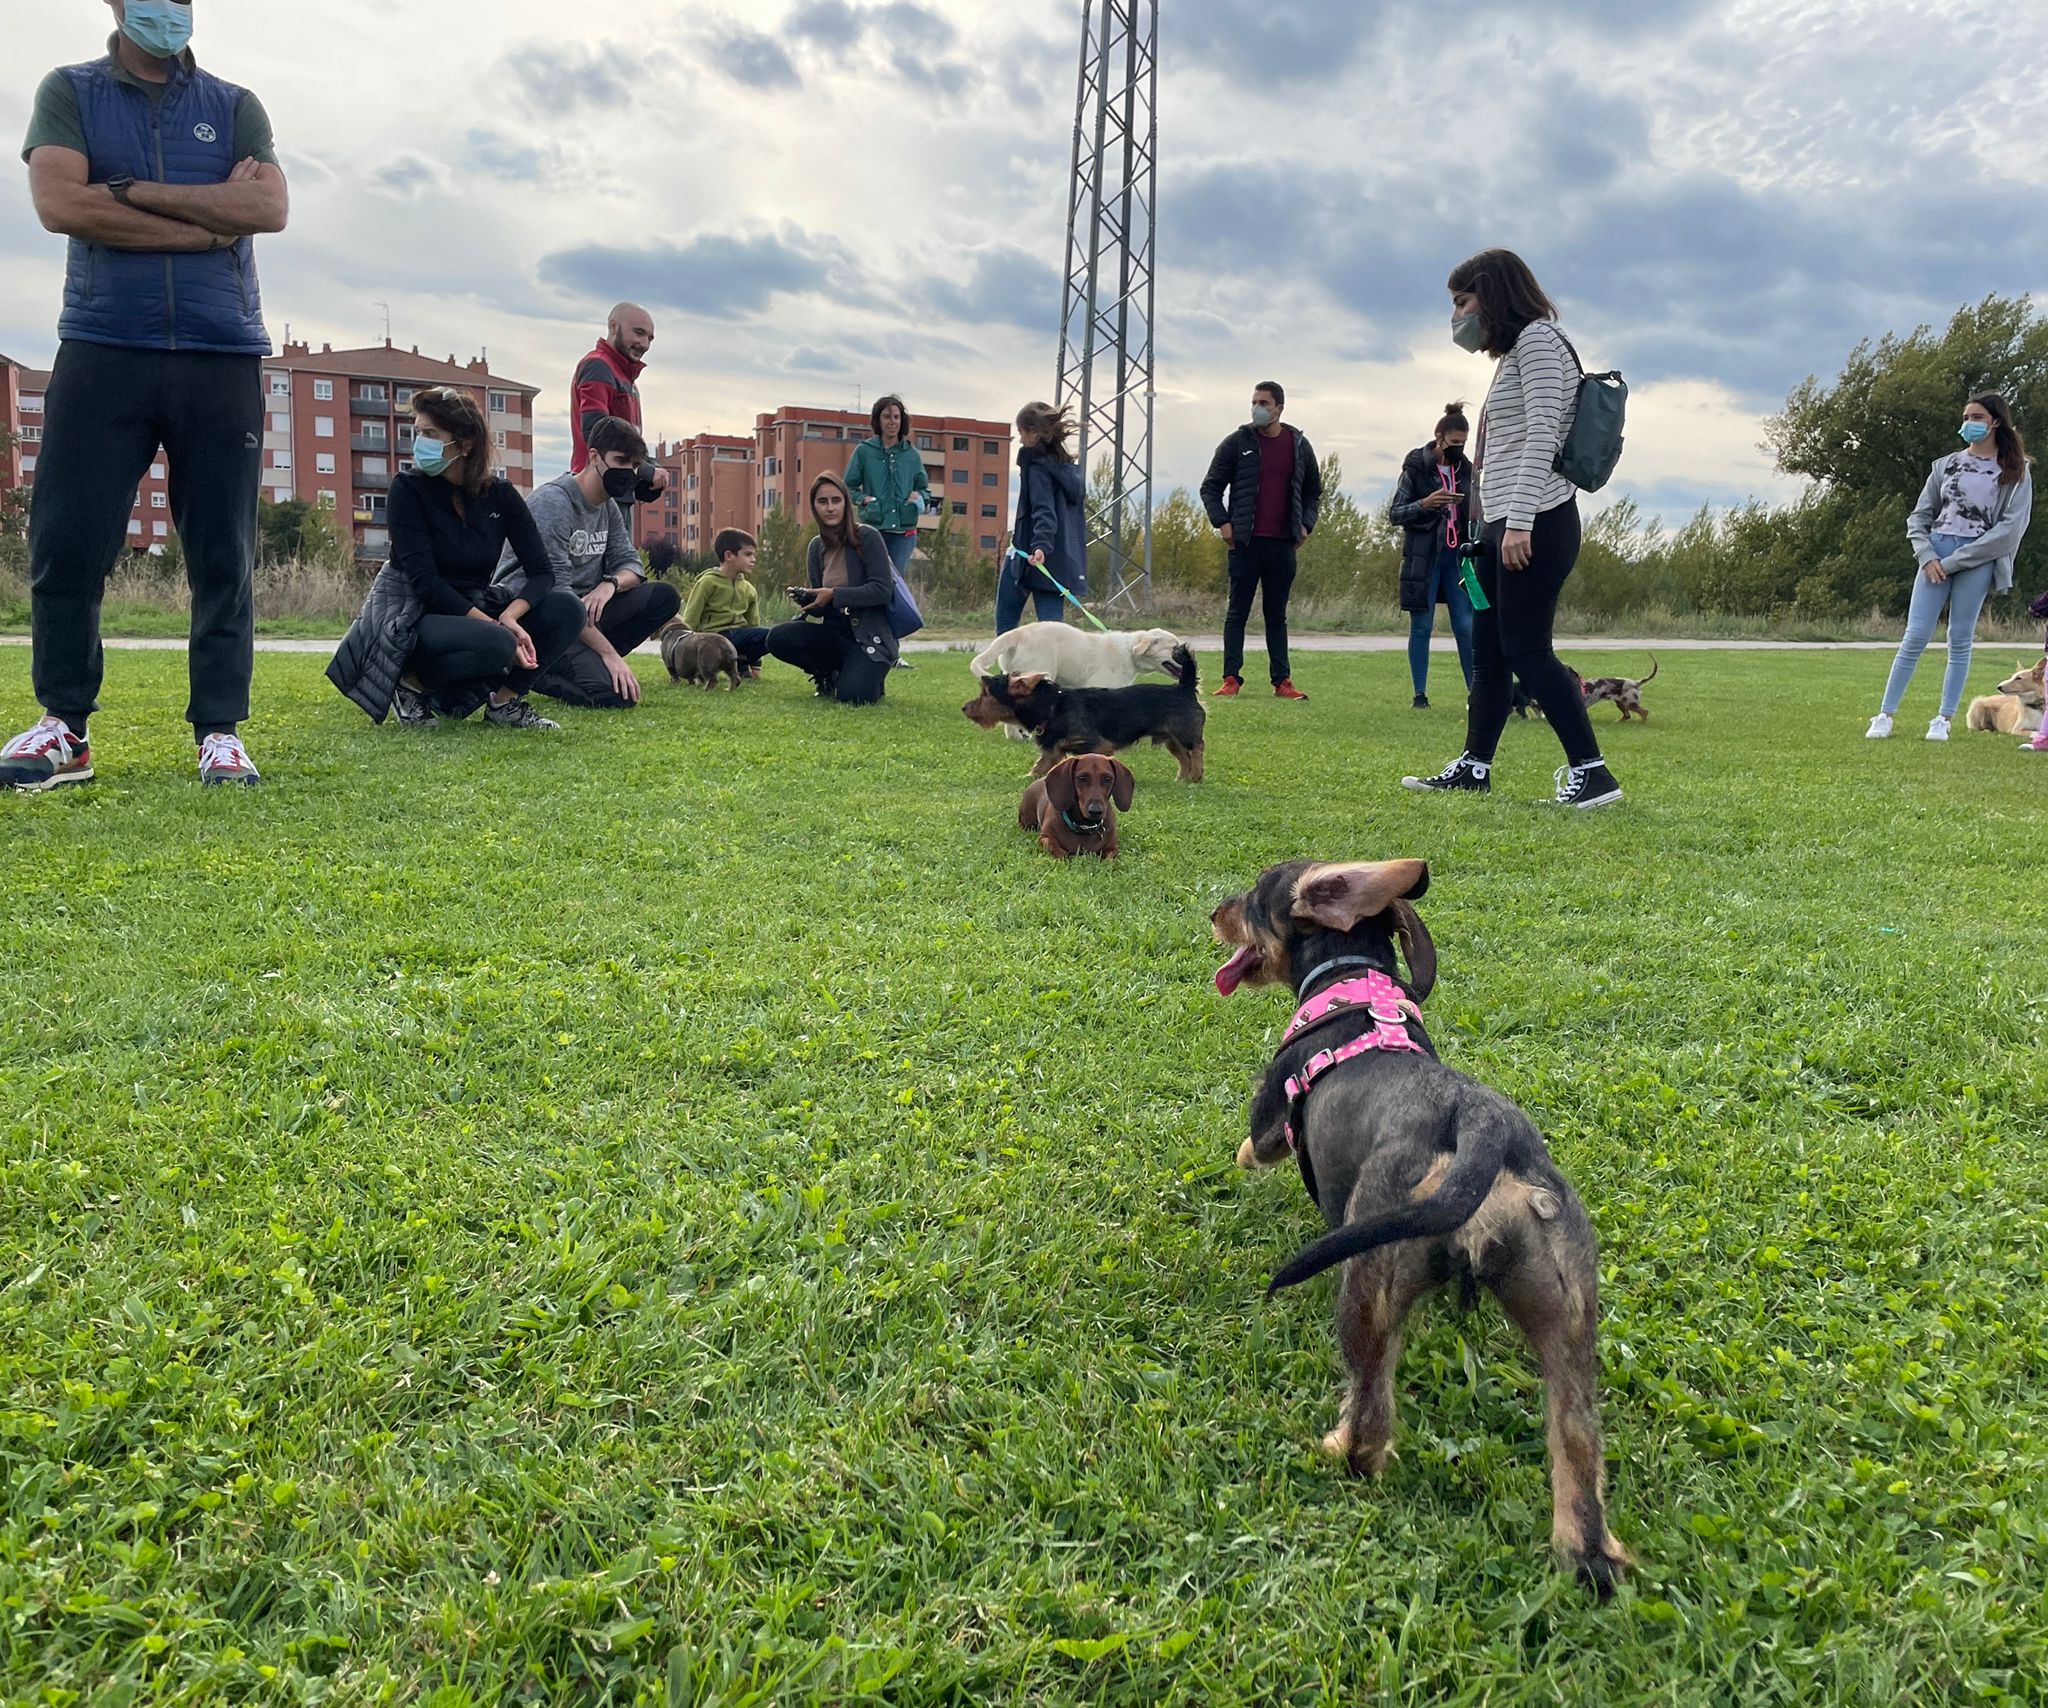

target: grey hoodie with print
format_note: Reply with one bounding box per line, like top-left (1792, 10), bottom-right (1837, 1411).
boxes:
top-left (494, 471), bottom-right (640, 601)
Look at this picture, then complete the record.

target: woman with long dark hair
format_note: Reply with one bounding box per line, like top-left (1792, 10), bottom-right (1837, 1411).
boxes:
top-left (1867, 392), bottom-right (2034, 742)
top-left (1403, 249), bottom-right (1621, 808)
top-left (843, 393), bottom-right (932, 578)
top-left (996, 401), bottom-right (1085, 636)
top-left (765, 470), bottom-right (899, 704)
top-left (1389, 401), bottom-right (1477, 707)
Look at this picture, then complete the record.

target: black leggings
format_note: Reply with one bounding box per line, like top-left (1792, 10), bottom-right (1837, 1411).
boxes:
top-left (1463, 501), bottom-right (1600, 767)
top-left (766, 614), bottom-right (889, 705)
top-left (407, 589), bottom-right (586, 703)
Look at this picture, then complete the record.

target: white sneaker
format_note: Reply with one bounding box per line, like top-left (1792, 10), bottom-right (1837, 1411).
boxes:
top-left (1865, 713), bottom-right (1893, 739)
top-left (1925, 715), bottom-right (1951, 743)
top-left (197, 731), bottom-right (260, 786)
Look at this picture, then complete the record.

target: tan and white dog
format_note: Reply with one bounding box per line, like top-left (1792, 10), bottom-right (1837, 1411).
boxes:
top-left (1965, 659), bottom-right (2045, 734)
top-left (969, 623), bottom-right (1186, 738)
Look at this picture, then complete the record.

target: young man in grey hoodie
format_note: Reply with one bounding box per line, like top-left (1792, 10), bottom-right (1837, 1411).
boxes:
top-left (495, 415), bottom-right (681, 708)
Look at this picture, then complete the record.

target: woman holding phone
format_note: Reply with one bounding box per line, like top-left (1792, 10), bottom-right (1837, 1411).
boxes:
top-left (766, 469), bottom-right (900, 704)
top-left (1389, 401), bottom-right (1477, 707)
top-left (1402, 248), bottom-right (1621, 808)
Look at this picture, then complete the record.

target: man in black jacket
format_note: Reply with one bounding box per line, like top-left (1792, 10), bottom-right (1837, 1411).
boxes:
top-left (1200, 381), bottom-right (1322, 699)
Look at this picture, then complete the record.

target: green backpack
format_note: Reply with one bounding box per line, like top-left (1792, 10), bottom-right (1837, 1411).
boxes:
top-left (1554, 332), bottom-right (1627, 493)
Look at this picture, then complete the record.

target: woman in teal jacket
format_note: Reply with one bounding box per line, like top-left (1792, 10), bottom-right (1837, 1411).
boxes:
top-left (843, 394), bottom-right (932, 577)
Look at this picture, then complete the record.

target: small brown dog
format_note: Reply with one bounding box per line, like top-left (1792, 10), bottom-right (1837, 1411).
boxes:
top-left (1965, 659), bottom-right (2045, 733)
top-left (1018, 755), bottom-right (1134, 859)
top-left (1572, 654), bottom-right (1657, 721)
top-left (659, 620), bottom-right (741, 691)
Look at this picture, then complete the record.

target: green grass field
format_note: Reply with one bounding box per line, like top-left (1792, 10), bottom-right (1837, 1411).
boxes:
top-left (2, 645), bottom-right (2045, 1705)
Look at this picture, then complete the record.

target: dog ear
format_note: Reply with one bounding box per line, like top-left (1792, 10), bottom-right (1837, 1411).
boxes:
top-left (1387, 899), bottom-right (1437, 1003)
top-left (1291, 860), bottom-right (1431, 931)
top-left (1011, 672), bottom-right (1048, 695)
top-left (1045, 757), bottom-right (1079, 815)
top-left (1109, 759), bottom-right (1135, 812)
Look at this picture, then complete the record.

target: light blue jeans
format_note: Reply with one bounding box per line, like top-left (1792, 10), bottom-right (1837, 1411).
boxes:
top-left (1879, 531), bottom-right (1996, 718)
top-left (1407, 546), bottom-right (1476, 696)
top-left (995, 559), bottom-right (1066, 634)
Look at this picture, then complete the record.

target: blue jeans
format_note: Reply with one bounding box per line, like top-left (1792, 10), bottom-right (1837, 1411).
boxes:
top-left (1407, 547), bottom-right (1476, 696)
top-left (883, 530), bottom-right (917, 575)
top-left (1880, 531), bottom-right (1996, 718)
top-left (995, 559), bottom-right (1066, 634)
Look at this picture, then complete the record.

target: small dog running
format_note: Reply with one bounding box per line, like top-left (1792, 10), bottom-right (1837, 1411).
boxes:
top-left (1210, 857), bottom-right (1628, 1595)
top-left (1572, 654), bottom-right (1657, 721)
top-left (659, 620), bottom-right (742, 691)
top-left (1018, 754), bottom-right (1134, 859)
top-left (966, 644), bottom-right (1205, 780)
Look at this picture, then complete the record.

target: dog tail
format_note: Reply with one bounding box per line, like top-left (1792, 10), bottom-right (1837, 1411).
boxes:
top-left (1266, 1136), bottom-right (1505, 1296)
top-left (970, 640), bottom-right (1002, 676)
top-left (1640, 652), bottom-right (1658, 685)
top-left (1170, 644), bottom-right (1198, 692)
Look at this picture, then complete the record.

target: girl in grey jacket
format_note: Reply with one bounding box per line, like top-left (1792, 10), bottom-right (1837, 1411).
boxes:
top-left (1867, 392), bottom-right (2033, 742)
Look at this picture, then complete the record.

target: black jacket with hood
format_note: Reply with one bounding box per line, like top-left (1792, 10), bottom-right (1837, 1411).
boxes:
top-left (1011, 447), bottom-right (1087, 595)
top-left (1389, 443), bottom-right (1473, 613)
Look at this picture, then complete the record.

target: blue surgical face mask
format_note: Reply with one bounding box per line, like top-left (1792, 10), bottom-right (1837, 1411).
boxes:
top-left (1960, 420), bottom-right (1992, 444)
top-left (413, 434), bottom-right (452, 475)
top-left (120, 1), bottom-right (194, 60)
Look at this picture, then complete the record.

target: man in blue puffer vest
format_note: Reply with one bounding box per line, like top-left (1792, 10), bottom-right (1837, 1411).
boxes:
top-left (3, 0), bottom-right (288, 791)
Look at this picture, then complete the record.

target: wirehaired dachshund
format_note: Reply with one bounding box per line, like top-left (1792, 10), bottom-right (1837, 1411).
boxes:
top-left (1211, 858), bottom-right (1629, 1596)
top-left (1019, 755), bottom-right (1134, 859)
top-left (971, 644), bottom-right (1205, 781)
top-left (1572, 654), bottom-right (1657, 721)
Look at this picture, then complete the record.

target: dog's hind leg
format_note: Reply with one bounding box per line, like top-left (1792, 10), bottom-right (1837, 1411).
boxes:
top-left (1491, 1218), bottom-right (1630, 1597)
top-left (1327, 1245), bottom-right (1436, 1477)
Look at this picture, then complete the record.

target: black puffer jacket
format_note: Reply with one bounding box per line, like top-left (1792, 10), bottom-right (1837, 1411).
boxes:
top-left (1389, 444), bottom-right (1472, 614)
top-left (327, 565), bottom-right (421, 721)
top-left (1200, 424), bottom-right (1323, 545)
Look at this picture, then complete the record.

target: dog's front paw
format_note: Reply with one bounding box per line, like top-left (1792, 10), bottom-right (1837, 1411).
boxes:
top-left (1319, 1419), bottom-right (1353, 1459)
top-left (1235, 1136), bottom-right (1258, 1169)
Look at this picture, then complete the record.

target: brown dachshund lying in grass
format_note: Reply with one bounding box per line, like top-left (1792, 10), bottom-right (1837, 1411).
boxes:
top-left (1018, 755), bottom-right (1134, 859)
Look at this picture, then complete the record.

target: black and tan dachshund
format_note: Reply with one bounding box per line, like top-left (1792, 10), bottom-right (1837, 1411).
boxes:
top-left (974, 644), bottom-right (1204, 781)
top-left (1211, 857), bottom-right (1629, 1596)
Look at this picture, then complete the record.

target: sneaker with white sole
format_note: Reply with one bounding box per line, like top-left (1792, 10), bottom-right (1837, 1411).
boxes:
top-left (1401, 752), bottom-right (1491, 793)
top-left (0, 716), bottom-right (93, 792)
top-left (197, 732), bottom-right (261, 786)
top-left (1551, 760), bottom-right (1623, 809)
top-left (1865, 713), bottom-right (1894, 739)
top-left (484, 696), bottom-right (560, 731)
top-left (1925, 714), bottom-right (1951, 742)
top-left (391, 682), bottom-right (438, 728)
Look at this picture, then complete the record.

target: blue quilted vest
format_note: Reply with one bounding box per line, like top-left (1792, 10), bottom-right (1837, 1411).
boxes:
top-left (57, 54), bottom-right (270, 355)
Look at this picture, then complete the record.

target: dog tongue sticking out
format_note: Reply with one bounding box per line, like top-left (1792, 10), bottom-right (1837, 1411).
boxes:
top-left (1214, 946), bottom-right (1261, 996)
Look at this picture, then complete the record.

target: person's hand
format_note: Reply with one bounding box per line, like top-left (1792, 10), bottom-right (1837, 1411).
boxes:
top-left (499, 613), bottom-right (537, 670)
top-left (645, 468), bottom-right (668, 496)
top-left (809, 585), bottom-right (835, 609)
top-left (1501, 529), bottom-right (1533, 571)
top-left (1296, 528), bottom-right (1308, 544)
top-left (1218, 522), bottom-right (1235, 547)
top-left (228, 157), bottom-right (262, 183)
top-left (1030, 549), bottom-right (1046, 569)
top-left (583, 580), bottom-right (615, 622)
top-left (1420, 490), bottom-right (1456, 510)
top-left (1922, 558), bottom-right (1947, 584)
top-left (602, 650), bottom-right (642, 705)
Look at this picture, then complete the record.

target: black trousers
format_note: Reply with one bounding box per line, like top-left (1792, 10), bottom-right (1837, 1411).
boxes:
top-left (1223, 536), bottom-right (1298, 684)
top-left (1463, 501), bottom-right (1601, 767)
top-left (27, 341), bottom-right (262, 735)
top-left (406, 587), bottom-right (586, 712)
top-left (531, 580), bottom-right (682, 708)
top-left (766, 613), bottom-right (889, 705)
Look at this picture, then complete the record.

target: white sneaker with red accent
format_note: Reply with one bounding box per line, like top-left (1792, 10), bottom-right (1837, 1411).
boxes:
top-left (0, 716), bottom-right (94, 792)
top-left (197, 732), bottom-right (261, 787)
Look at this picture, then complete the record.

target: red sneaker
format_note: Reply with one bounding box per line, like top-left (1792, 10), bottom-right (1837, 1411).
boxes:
top-left (1213, 676), bottom-right (1242, 698)
top-left (0, 716), bottom-right (93, 791)
top-left (1274, 679), bottom-right (1308, 701)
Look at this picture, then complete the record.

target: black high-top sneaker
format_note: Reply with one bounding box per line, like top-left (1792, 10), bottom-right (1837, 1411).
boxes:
top-left (1401, 751), bottom-right (1490, 793)
top-left (1551, 758), bottom-right (1623, 809)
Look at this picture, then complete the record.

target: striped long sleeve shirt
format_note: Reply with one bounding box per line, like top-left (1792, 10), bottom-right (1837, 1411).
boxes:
top-left (1477, 319), bottom-right (1579, 532)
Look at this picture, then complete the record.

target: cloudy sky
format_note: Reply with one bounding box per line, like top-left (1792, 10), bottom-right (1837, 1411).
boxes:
top-left (5, 0), bottom-right (2046, 524)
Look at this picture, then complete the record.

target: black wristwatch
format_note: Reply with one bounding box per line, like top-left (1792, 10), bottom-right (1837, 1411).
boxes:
top-left (107, 175), bottom-right (136, 206)
top-left (599, 572), bottom-right (619, 589)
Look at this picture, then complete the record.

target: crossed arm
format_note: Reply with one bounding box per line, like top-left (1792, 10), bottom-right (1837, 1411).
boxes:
top-left (29, 145), bottom-right (288, 250)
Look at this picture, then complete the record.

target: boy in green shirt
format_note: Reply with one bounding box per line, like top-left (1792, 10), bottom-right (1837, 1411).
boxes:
top-left (681, 529), bottom-right (769, 678)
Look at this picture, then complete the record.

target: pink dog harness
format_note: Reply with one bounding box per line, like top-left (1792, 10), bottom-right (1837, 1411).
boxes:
top-left (1280, 967), bottom-right (1427, 1149)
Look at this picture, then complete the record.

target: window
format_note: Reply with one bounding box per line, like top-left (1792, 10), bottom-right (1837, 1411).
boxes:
top-left (951, 468), bottom-right (968, 484)
top-left (127, 519), bottom-right (141, 535)
top-left (150, 463), bottom-right (164, 479)
top-left (980, 504), bottom-right (998, 519)
top-left (983, 439), bottom-right (1001, 455)
top-left (313, 379), bottom-right (333, 401)
top-left (315, 416), bottom-right (334, 438)
top-left (269, 412), bottom-right (289, 434)
top-left (915, 434), bottom-right (935, 450)
top-left (360, 422), bottom-right (387, 446)
top-left (20, 456), bottom-right (33, 474)
top-left (272, 450), bottom-right (293, 470)
top-left (20, 394), bottom-right (41, 412)
top-left (982, 471), bottom-right (998, 487)
top-left (395, 388), bottom-right (413, 408)
top-left (492, 430), bottom-right (506, 449)
top-left (21, 426), bottom-right (41, 444)
top-left (980, 534), bottom-right (998, 550)
top-left (317, 490), bottom-right (337, 510)
top-left (270, 487), bottom-right (290, 504)
top-left (153, 521), bottom-right (169, 537)
top-left (765, 457), bottom-right (779, 475)
top-left (363, 495), bottom-right (387, 520)
top-left (488, 391), bottom-right (508, 414)
top-left (358, 383), bottom-right (387, 401)
top-left (316, 453), bottom-right (336, 475)
top-left (268, 374), bottom-right (290, 397)
top-left (952, 436), bottom-right (969, 451)
top-left (151, 492), bottom-right (167, 509)
top-left (361, 456), bottom-right (388, 476)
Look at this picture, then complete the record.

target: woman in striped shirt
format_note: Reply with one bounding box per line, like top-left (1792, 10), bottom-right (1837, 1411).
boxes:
top-left (1403, 249), bottom-right (1622, 809)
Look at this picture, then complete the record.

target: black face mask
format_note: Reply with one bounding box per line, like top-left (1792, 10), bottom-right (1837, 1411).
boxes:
top-left (601, 466), bottom-right (639, 501)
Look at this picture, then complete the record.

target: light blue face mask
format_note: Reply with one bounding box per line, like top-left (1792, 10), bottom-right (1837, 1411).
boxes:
top-left (412, 434), bottom-right (452, 475)
top-left (120, 1), bottom-right (194, 60)
top-left (1959, 420), bottom-right (1991, 444)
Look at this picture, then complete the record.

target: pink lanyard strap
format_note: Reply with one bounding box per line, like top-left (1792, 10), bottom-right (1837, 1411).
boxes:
top-left (1438, 464), bottom-right (1460, 551)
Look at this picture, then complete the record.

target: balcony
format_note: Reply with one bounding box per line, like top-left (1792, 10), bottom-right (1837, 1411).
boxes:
top-left (355, 471), bottom-right (391, 491)
top-left (354, 543), bottom-right (385, 563)
top-left (349, 433), bottom-right (391, 453)
top-left (350, 395), bottom-right (392, 416)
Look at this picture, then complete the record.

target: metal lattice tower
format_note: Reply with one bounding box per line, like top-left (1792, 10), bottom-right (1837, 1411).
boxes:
top-left (1055, 0), bottom-right (1158, 614)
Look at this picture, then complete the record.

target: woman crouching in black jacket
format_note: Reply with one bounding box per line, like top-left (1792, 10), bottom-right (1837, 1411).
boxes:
top-left (767, 470), bottom-right (900, 704)
top-left (1389, 402), bottom-right (1477, 709)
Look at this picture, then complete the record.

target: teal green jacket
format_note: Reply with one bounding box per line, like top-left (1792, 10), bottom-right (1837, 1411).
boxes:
top-left (843, 436), bottom-right (932, 534)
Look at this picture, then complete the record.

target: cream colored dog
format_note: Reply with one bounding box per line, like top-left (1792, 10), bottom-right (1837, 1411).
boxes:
top-left (1965, 659), bottom-right (2045, 734)
top-left (969, 623), bottom-right (1187, 738)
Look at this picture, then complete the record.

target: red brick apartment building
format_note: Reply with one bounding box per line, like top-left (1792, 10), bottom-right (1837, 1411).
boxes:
top-left (0, 342), bottom-right (537, 565)
top-left (637, 433), bottom-right (757, 557)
